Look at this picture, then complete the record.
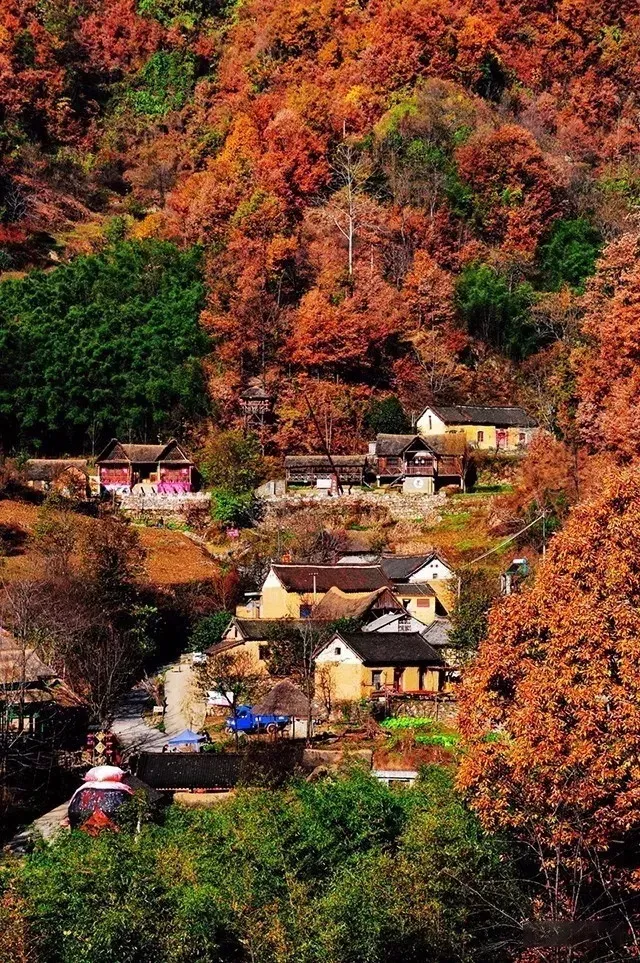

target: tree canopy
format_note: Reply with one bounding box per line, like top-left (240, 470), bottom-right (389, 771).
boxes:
top-left (0, 240), bottom-right (209, 453)
top-left (458, 467), bottom-right (640, 951)
top-left (2, 768), bottom-right (522, 963)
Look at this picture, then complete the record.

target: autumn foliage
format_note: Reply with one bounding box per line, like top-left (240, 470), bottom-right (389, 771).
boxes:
top-left (458, 468), bottom-right (640, 942)
top-left (0, 0), bottom-right (639, 452)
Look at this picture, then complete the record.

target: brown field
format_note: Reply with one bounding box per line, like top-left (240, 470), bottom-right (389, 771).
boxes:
top-left (0, 500), bottom-right (220, 586)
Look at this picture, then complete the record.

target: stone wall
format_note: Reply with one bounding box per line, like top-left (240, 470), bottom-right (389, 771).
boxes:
top-left (260, 489), bottom-right (446, 523)
top-left (117, 491), bottom-right (211, 522)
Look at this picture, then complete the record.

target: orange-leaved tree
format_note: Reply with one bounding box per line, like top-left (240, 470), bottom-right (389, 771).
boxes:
top-left (458, 466), bottom-right (640, 949)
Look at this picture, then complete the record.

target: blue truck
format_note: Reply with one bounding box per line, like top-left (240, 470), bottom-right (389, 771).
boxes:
top-left (225, 705), bottom-right (290, 735)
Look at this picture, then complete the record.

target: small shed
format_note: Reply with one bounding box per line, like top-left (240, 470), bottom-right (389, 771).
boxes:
top-left (166, 728), bottom-right (207, 753)
top-left (284, 454), bottom-right (368, 488)
top-left (254, 680), bottom-right (312, 739)
top-left (25, 459), bottom-right (91, 499)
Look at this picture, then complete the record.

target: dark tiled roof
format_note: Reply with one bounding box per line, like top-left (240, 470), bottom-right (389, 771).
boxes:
top-left (135, 752), bottom-right (242, 791)
top-left (429, 405), bottom-right (537, 428)
top-left (421, 619), bottom-right (452, 647)
top-left (26, 459), bottom-right (89, 482)
top-left (381, 555), bottom-right (433, 581)
top-left (284, 455), bottom-right (368, 468)
top-left (375, 434), bottom-right (432, 457)
top-left (340, 632), bottom-right (444, 666)
top-left (271, 564), bottom-right (390, 594)
top-left (395, 582), bottom-right (436, 598)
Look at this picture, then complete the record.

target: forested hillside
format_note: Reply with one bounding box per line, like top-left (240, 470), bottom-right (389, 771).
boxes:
top-left (1, 0), bottom-right (639, 453)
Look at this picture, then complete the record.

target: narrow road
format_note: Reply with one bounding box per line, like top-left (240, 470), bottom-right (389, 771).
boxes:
top-left (111, 658), bottom-right (206, 757)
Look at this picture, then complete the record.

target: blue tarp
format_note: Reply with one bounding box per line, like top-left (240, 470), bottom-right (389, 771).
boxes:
top-left (167, 729), bottom-right (206, 746)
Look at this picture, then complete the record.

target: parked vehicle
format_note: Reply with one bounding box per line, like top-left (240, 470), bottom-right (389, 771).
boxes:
top-left (225, 705), bottom-right (290, 735)
top-left (191, 652), bottom-right (207, 666)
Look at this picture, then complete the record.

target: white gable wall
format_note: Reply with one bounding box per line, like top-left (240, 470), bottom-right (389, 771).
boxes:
top-left (315, 637), bottom-right (362, 665)
top-left (416, 407), bottom-right (448, 437)
top-left (410, 558), bottom-right (453, 582)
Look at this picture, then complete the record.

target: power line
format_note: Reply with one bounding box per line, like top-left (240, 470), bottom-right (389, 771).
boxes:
top-left (466, 513), bottom-right (547, 565)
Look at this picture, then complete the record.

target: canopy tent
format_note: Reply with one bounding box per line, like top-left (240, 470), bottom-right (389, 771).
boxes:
top-left (166, 729), bottom-right (207, 752)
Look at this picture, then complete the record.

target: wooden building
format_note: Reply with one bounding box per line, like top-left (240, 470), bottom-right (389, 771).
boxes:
top-left (374, 434), bottom-right (466, 491)
top-left (0, 627), bottom-right (85, 738)
top-left (417, 405), bottom-right (537, 451)
top-left (284, 454), bottom-right (369, 488)
top-left (96, 438), bottom-right (195, 493)
top-left (25, 459), bottom-right (91, 499)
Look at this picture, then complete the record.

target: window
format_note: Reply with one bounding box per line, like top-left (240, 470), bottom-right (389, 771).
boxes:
top-left (428, 415), bottom-right (432, 430)
top-left (334, 646), bottom-right (342, 656)
top-left (299, 604), bottom-right (312, 618)
top-left (519, 432), bottom-right (526, 444)
top-left (372, 670), bottom-right (383, 689)
top-left (398, 616), bottom-right (411, 632)
top-left (417, 598), bottom-right (430, 608)
top-left (258, 644), bottom-right (270, 661)
top-left (402, 599), bottom-right (410, 608)
top-left (477, 430), bottom-right (484, 443)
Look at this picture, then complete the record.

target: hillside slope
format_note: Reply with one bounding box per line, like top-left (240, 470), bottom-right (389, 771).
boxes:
top-left (0, 1), bottom-right (639, 453)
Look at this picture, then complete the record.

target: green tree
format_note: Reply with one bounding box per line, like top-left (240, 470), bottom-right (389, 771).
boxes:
top-left (189, 611), bottom-right (232, 652)
top-left (448, 568), bottom-right (499, 657)
top-left (5, 768), bottom-right (523, 963)
top-left (455, 263), bottom-right (536, 359)
top-left (0, 240), bottom-right (209, 452)
top-left (537, 217), bottom-right (602, 292)
top-left (200, 430), bottom-right (265, 493)
top-left (365, 396), bottom-right (411, 435)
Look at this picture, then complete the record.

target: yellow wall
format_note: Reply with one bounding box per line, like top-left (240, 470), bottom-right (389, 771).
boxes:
top-left (401, 597), bottom-right (436, 625)
top-left (418, 412), bottom-right (534, 451)
top-left (316, 662), bottom-right (445, 702)
top-left (260, 585), bottom-right (305, 618)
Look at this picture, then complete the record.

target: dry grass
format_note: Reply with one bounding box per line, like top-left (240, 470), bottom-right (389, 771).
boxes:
top-left (0, 500), bottom-right (221, 587)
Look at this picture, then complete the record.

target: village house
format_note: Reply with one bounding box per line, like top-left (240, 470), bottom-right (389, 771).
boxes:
top-left (218, 583), bottom-right (406, 672)
top-left (25, 459), bottom-right (93, 499)
top-left (501, 557), bottom-right (531, 595)
top-left (314, 630), bottom-right (449, 702)
top-left (95, 438), bottom-right (195, 494)
top-left (380, 552), bottom-right (454, 623)
top-left (284, 454), bottom-right (369, 491)
top-left (373, 434), bottom-right (467, 492)
top-left (237, 563), bottom-right (395, 620)
top-left (0, 628), bottom-right (85, 739)
top-left (417, 405), bottom-right (537, 451)
top-left (381, 552), bottom-right (453, 583)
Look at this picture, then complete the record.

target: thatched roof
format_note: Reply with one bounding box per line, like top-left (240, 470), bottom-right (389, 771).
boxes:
top-left (26, 459), bottom-right (89, 482)
top-left (0, 628), bottom-right (56, 686)
top-left (312, 586), bottom-right (401, 619)
top-left (254, 680), bottom-right (310, 718)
